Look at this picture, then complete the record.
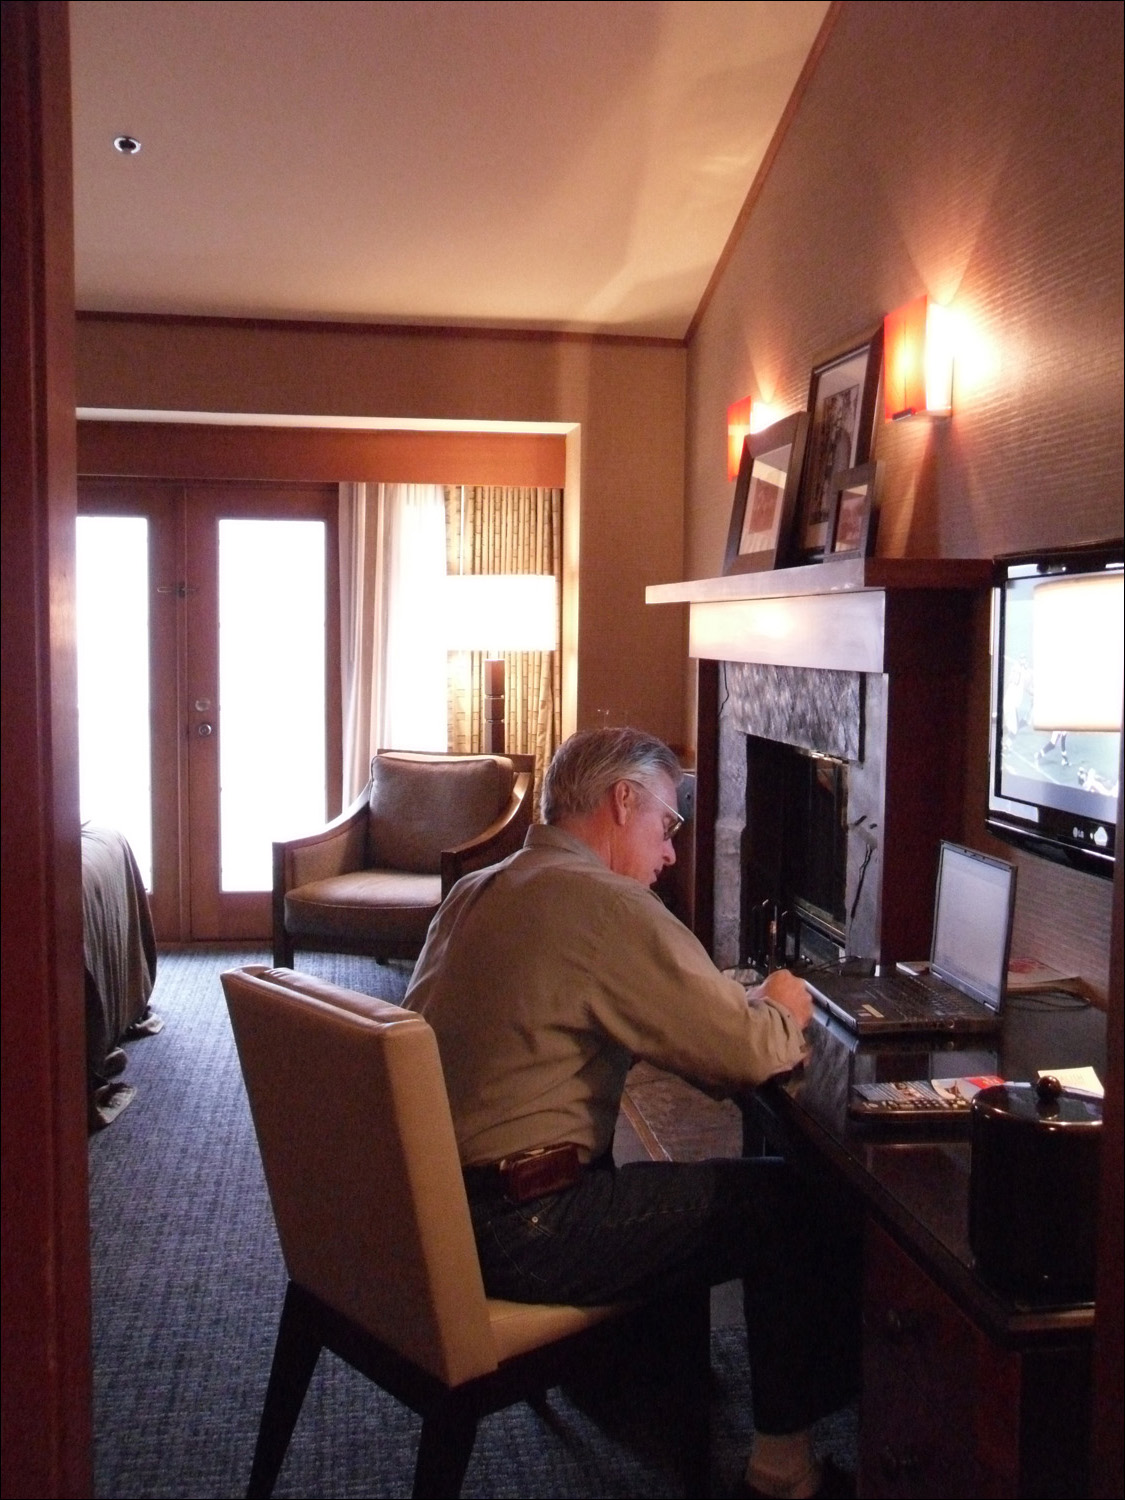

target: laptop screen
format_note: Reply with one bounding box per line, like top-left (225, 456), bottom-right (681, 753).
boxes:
top-left (930, 843), bottom-right (1016, 1009)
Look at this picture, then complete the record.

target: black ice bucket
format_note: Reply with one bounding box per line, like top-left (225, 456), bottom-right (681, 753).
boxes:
top-left (968, 1078), bottom-right (1102, 1302)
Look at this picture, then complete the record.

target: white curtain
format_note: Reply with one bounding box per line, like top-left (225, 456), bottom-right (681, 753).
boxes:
top-left (339, 482), bottom-right (448, 801)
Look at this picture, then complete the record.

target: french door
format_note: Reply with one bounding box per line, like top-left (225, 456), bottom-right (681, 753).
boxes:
top-left (77, 479), bottom-right (340, 941)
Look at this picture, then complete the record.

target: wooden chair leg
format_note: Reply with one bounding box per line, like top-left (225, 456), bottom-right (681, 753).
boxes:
top-left (247, 1283), bottom-right (323, 1499)
top-left (526, 1388), bottom-right (554, 1421)
top-left (412, 1393), bottom-right (479, 1500)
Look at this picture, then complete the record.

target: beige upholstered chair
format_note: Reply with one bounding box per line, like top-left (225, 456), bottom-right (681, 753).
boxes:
top-left (272, 750), bottom-right (535, 968)
top-left (222, 965), bottom-right (710, 1500)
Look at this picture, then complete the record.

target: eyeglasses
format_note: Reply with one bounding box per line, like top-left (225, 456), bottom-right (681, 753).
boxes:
top-left (628, 781), bottom-right (685, 841)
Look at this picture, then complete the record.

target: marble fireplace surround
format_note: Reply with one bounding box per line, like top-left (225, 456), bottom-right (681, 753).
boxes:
top-left (647, 558), bottom-right (991, 968)
top-left (713, 659), bottom-right (873, 970)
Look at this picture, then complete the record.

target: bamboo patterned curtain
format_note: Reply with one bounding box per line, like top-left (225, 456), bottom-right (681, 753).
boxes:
top-left (445, 485), bottom-right (562, 801)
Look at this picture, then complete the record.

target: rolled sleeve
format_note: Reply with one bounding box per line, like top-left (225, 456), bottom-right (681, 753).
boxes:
top-left (586, 882), bottom-right (807, 1089)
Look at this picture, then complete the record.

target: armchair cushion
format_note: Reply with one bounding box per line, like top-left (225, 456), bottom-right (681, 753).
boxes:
top-left (284, 870), bottom-right (441, 951)
top-left (367, 753), bottom-right (515, 873)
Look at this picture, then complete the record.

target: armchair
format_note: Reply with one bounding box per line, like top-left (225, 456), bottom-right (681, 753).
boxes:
top-left (221, 965), bottom-right (710, 1499)
top-left (273, 750), bottom-right (534, 968)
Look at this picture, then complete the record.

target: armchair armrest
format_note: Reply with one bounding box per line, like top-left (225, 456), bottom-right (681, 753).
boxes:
top-left (274, 789), bottom-right (371, 890)
top-left (272, 789), bottom-right (371, 965)
top-left (440, 760), bottom-right (534, 895)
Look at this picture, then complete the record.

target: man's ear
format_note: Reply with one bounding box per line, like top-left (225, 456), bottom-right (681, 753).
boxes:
top-left (608, 778), bottom-right (632, 827)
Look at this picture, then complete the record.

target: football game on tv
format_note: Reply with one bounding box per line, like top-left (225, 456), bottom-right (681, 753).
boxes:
top-left (988, 540), bottom-right (1122, 878)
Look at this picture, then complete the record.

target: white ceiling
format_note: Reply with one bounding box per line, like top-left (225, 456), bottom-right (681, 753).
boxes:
top-left (70, 0), bottom-right (829, 339)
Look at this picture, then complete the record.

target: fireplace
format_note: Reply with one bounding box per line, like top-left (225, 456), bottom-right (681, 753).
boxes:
top-left (646, 557), bottom-right (991, 973)
top-left (741, 733), bottom-right (849, 972)
top-left (713, 659), bottom-right (883, 973)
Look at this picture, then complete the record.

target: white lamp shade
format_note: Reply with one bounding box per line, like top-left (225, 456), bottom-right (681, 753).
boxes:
top-left (444, 573), bottom-right (559, 653)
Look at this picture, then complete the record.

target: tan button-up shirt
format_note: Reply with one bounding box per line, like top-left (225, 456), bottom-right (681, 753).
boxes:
top-left (405, 824), bottom-right (806, 1166)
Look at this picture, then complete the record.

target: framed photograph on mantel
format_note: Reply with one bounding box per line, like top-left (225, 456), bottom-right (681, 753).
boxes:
top-left (791, 326), bottom-right (883, 564)
top-left (826, 461), bottom-right (882, 560)
top-left (723, 411), bottom-right (810, 575)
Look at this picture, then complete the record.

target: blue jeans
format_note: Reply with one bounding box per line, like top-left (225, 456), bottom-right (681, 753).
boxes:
top-left (465, 1155), bottom-right (861, 1435)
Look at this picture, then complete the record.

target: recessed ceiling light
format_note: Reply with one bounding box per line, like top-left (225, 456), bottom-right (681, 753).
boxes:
top-left (113, 135), bottom-right (141, 155)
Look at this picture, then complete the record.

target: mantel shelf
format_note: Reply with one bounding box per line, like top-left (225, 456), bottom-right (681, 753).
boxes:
top-left (645, 556), bottom-right (992, 607)
top-left (645, 557), bottom-right (991, 675)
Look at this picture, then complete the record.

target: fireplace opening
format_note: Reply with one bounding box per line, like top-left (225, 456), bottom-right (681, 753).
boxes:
top-left (741, 735), bottom-right (848, 973)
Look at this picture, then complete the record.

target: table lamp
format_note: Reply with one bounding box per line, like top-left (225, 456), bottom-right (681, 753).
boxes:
top-left (444, 574), bottom-right (559, 752)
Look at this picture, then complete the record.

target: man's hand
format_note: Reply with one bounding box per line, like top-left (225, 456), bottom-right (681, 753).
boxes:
top-left (755, 968), bottom-right (813, 1030)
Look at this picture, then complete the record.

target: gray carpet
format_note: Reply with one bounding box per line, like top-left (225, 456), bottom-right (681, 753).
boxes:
top-left (89, 946), bottom-right (855, 1498)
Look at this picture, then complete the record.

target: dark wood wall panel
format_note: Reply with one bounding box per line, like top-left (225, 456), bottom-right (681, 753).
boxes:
top-left (78, 421), bottom-right (566, 487)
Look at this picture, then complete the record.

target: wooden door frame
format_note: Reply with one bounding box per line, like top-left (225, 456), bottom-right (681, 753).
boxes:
top-left (1, 5), bottom-right (92, 1494)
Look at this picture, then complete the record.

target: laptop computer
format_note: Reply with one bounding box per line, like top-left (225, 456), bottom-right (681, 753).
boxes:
top-left (806, 842), bottom-right (1017, 1037)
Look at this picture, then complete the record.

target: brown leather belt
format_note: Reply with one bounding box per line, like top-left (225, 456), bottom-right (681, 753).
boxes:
top-left (462, 1143), bottom-right (584, 1204)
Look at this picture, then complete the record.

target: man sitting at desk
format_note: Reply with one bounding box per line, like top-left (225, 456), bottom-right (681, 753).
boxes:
top-left (405, 727), bottom-right (860, 1499)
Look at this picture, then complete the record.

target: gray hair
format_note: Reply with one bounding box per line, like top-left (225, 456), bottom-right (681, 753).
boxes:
top-left (541, 727), bottom-right (682, 823)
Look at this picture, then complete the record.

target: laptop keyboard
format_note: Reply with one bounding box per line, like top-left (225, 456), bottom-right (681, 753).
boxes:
top-left (847, 971), bottom-right (981, 1018)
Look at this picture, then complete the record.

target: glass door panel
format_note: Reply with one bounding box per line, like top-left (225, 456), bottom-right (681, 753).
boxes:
top-left (218, 518), bottom-right (327, 891)
top-left (75, 516), bottom-right (153, 886)
top-left (184, 484), bottom-right (339, 940)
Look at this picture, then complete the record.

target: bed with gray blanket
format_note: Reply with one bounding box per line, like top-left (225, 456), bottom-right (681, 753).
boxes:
top-left (82, 824), bottom-right (159, 1127)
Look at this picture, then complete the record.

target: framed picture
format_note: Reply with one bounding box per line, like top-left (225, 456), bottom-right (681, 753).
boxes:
top-left (826, 461), bottom-right (881, 559)
top-left (792, 327), bottom-right (883, 563)
top-left (723, 411), bottom-right (810, 575)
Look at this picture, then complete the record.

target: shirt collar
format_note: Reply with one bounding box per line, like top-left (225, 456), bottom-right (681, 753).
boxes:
top-left (524, 822), bottom-right (606, 867)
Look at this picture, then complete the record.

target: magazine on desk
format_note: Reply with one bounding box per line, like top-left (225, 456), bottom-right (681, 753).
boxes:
top-left (848, 1073), bottom-right (1003, 1121)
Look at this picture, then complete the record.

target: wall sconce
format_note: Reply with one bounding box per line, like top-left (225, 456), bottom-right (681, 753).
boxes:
top-left (883, 295), bottom-right (954, 421)
top-left (444, 574), bottom-right (559, 752)
top-left (727, 398), bottom-right (787, 477)
top-left (727, 396), bottom-right (754, 480)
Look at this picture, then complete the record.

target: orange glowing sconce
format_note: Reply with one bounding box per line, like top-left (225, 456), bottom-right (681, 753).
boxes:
top-left (883, 295), bottom-right (954, 421)
top-left (727, 396), bottom-right (754, 480)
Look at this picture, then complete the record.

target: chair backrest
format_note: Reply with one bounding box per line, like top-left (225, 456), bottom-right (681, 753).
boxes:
top-left (366, 752), bottom-right (517, 872)
top-left (222, 965), bottom-right (498, 1387)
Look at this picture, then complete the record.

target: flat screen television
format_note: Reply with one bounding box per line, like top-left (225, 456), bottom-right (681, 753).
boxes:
top-left (988, 538), bottom-right (1122, 879)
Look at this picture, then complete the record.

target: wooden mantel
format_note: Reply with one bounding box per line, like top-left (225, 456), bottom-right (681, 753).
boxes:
top-left (646, 558), bottom-right (992, 674)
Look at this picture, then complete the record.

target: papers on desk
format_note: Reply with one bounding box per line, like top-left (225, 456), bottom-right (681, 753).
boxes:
top-left (932, 1074), bottom-right (1005, 1101)
top-left (1006, 957), bottom-right (1084, 994)
top-left (1036, 1066), bottom-right (1103, 1099)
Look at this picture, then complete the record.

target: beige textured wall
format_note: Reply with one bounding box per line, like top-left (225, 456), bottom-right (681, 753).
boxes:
top-left (76, 318), bottom-right (688, 746)
top-left (686, 0), bottom-right (1123, 995)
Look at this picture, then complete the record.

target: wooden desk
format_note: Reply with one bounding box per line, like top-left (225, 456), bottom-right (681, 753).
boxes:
top-left (745, 998), bottom-right (1107, 1499)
